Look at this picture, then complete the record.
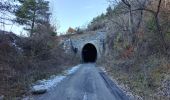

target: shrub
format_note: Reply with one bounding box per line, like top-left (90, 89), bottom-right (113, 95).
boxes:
top-left (0, 31), bottom-right (78, 99)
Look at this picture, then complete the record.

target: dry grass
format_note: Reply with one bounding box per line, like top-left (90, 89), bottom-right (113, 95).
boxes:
top-left (98, 53), bottom-right (170, 100)
top-left (0, 33), bottom-right (79, 99)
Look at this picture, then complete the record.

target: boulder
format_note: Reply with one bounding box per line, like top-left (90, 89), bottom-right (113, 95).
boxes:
top-left (31, 88), bottom-right (47, 95)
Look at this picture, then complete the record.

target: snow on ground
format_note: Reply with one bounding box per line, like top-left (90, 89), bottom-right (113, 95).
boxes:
top-left (66, 65), bottom-right (81, 75)
top-left (11, 40), bottom-right (23, 52)
top-left (32, 76), bottom-right (66, 91)
top-left (31, 64), bottom-right (81, 92)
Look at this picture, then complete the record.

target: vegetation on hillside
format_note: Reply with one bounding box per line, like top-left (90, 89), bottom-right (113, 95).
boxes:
top-left (88, 0), bottom-right (170, 99)
top-left (0, 0), bottom-right (170, 99)
top-left (0, 0), bottom-right (78, 99)
top-left (15, 0), bottom-right (52, 36)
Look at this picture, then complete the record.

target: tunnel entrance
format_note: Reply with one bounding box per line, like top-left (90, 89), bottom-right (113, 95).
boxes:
top-left (82, 43), bottom-right (97, 63)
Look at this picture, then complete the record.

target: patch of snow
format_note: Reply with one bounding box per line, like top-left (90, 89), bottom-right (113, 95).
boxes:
top-left (31, 65), bottom-right (81, 92)
top-left (83, 92), bottom-right (87, 100)
top-left (99, 66), bottom-right (107, 73)
top-left (22, 97), bottom-right (33, 100)
top-left (66, 65), bottom-right (81, 75)
top-left (32, 76), bottom-right (66, 91)
top-left (11, 40), bottom-right (23, 52)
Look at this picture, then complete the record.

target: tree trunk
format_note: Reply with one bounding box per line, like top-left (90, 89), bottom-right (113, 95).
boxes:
top-left (31, 9), bottom-right (36, 37)
top-left (154, 0), bottom-right (167, 53)
top-left (129, 8), bottom-right (134, 34)
top-left (121, 0), bottom-right (136, 44)
top-left (154, 15), bottom-right (167, 53)
top-left (129, 7), bottom-right (137, 44)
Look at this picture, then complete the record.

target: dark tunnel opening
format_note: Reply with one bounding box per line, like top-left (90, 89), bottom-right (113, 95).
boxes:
top-left (82, 43), bottom-right (97, 63)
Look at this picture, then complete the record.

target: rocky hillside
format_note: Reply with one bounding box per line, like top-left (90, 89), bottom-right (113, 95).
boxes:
top-left (86, 0), bottom-right (170, 99)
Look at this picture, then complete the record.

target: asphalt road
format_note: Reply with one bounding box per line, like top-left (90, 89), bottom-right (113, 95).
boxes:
top-left (32, 63), bottom-right (129, 100)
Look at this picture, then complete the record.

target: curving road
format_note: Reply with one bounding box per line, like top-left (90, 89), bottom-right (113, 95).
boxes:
top-left (32, 63), bottom-right (129, 100)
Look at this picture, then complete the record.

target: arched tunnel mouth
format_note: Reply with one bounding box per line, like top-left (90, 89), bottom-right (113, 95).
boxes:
top-left (82, 43), bottom-right (97, 63)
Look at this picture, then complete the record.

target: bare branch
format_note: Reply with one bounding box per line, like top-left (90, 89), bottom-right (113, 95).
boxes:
top-left (121, 0), bottom-right (131, 8)
top-left (0, 21), bottom-right (13, 25)
top-left (131, 8), bottom-right (155, 14)
top-left (0, 17), bottom-right (15, 22)
top-left (156, 0), bottom-right (162, 16)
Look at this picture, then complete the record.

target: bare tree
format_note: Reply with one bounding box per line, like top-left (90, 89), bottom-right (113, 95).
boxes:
top-left (108, 0), bottom-right (167, 53)
top-left (107, 0), bottom-right (147, 45)
top-left (121, 0), bottom-right (134, 34)
top-left (132, 0), bottom-right (168, 53)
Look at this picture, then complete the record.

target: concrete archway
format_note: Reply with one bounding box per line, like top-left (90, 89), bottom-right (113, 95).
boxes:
top-left (82, 43), bottom-right (97, 63)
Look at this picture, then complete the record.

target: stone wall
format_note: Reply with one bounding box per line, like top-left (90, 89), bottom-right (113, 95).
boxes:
top-left (61, 31), bottom-right (107, 61)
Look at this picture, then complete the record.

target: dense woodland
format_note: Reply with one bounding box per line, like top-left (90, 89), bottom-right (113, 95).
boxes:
top-left (0, 0), bottom-right (170, 99)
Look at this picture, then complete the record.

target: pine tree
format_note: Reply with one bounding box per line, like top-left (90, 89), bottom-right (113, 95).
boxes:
top-left (106, 6), bottom-right (112, 17)
top-left (15, 0), bottom-right (51, 36)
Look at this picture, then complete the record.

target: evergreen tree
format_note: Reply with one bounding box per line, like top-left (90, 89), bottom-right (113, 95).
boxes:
top-left (15, 0), bottom-right (51, 36)
top-left (106, 6), bottom-right (112, 17)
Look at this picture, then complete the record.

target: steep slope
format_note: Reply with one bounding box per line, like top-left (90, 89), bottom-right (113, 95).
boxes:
top-left (86, 0), bottom-right (170, 99)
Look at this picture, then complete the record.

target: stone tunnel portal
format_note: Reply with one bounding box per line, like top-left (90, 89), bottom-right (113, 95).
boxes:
top-left (82, 43), bottom-right (97, 63)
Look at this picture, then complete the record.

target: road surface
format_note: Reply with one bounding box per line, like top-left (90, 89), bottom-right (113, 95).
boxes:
top-left (32, 63), bottom-right (129, 100)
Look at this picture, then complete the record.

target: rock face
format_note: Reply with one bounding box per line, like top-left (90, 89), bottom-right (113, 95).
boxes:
top-left (61, 31), bottom-right (107, 61)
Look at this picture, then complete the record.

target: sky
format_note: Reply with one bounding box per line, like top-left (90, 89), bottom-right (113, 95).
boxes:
top-left (0, 0), bottom-right (109, 35)
top-left (50, 0), bottom-right (109, 34)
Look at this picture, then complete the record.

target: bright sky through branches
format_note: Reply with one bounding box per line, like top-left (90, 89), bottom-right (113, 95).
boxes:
top-left (1, 0), bottom-right (109, 35)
